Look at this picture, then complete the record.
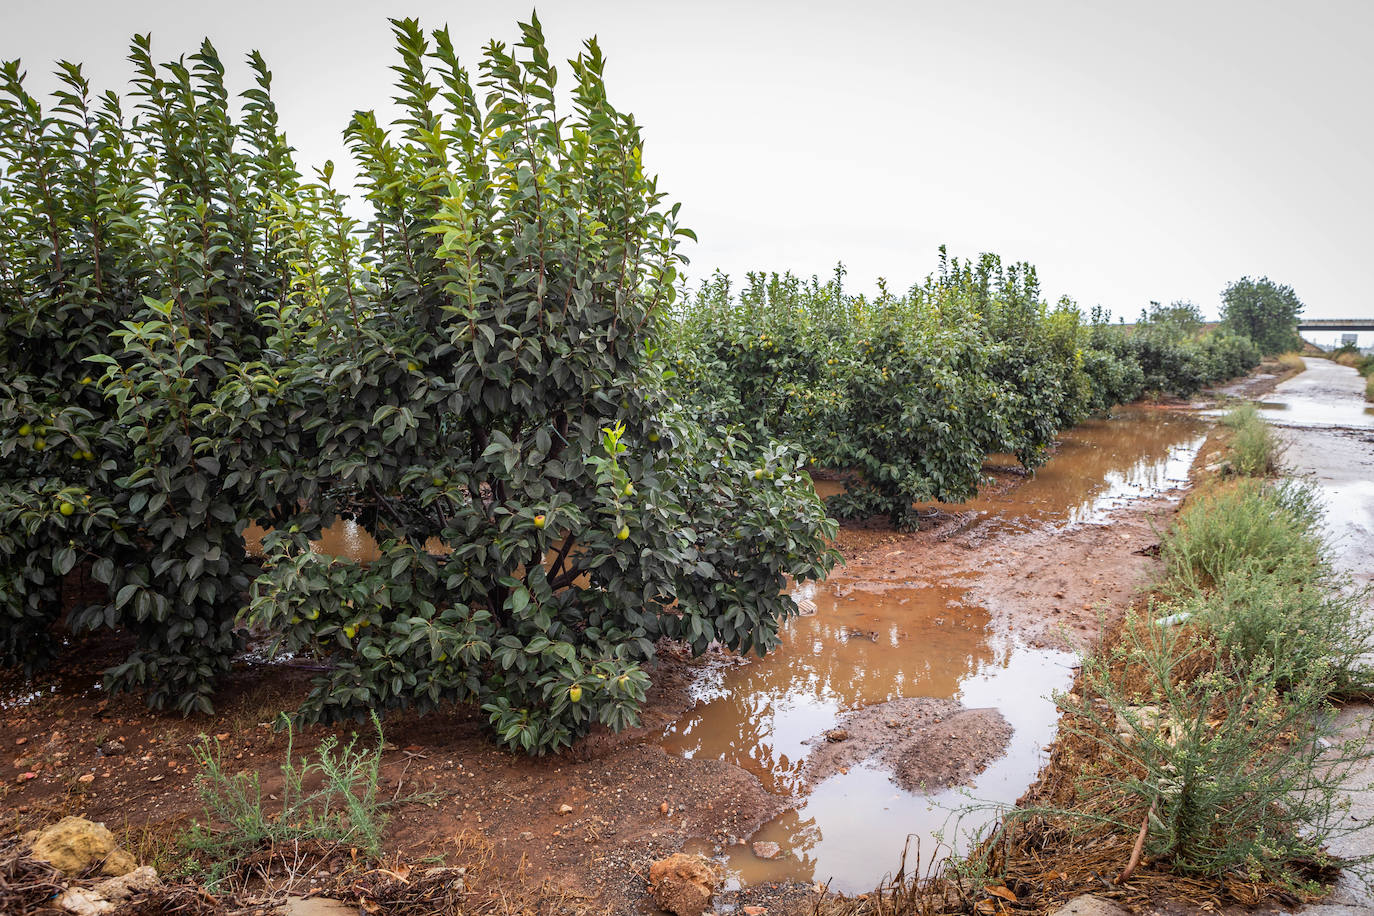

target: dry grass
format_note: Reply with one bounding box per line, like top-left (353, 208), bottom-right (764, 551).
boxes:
top-left (1332, 351), bottom-right (1363, 369)
top-left (1276, 351), bottom-right (1306, 373)
top-left (327, 830), bottom-right (603, 916)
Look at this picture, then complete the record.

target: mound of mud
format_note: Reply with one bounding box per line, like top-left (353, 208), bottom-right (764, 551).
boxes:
top-left (803, 697), bottom-right (1012, 792)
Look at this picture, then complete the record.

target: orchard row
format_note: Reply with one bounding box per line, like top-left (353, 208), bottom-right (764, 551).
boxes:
top-left (0, 17), bottom-right (1286, 752)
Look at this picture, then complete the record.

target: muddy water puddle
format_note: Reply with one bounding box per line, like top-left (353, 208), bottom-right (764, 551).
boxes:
top-left (665, 405), bottom-right (1212, 891)
top-left (814, 406), bottom-right (1206, 535)
top-left (962, 407), bottom-right (1204, 532)
top-left (663, 582), bottom-right (1074, 892)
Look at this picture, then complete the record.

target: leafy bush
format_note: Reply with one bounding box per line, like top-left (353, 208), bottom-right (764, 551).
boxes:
top-left (0, 43), bottom-right (309, 712)
top-left (667, 262), bottom-right (1262, 526)
top-left (0, 18), bottom-right (838, 752)
top-left (235, 19), bottom-right (837, 753)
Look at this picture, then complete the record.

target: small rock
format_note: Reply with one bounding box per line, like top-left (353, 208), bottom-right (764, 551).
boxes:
top-left (824, 728), bottom-right (848, 743)
top-left (660, 801), bottom-right (670, 814)
top-left (558, 804), bottom-right (573, 815)
top-left (743, 907), bottom-right (768, 916)
top-left (93, 866), bottom-right (160, 902)
top-left (751, 841), bottom-right (781, 860)
top-left (1050, 895), bottom-right (1130, 916)
top-left (96, 741), bottom-right (125, 757)
top-left (518, 831), bottom-right (534, 841)
top-left (28, 817), bottom-right (137, 877)
top-left (57, 887), bottom-right (112, 916)
top-left (648, 853), bottom-right (721, 916)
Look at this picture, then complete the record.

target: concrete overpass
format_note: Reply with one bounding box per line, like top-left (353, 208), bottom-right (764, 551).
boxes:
top-left (1296, 318), bottom-right (1374, 332)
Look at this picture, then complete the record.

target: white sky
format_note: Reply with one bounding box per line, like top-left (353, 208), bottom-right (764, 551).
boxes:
top-left (4, 0), bottom-right (1372, 321)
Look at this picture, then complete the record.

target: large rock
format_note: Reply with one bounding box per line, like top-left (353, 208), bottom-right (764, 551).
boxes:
top-left (27, 816), bottom-right (137, 877)
top-left (647, 853), bottom-right (721, 916)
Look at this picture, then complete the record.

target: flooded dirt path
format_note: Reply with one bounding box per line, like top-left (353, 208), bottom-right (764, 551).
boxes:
top-left (662, 406), bottom-right (1210, 894)
top-left (1264, 358), bottom-right (1374, 587)
top-left (1264, 358), bottom-right (1374, 916)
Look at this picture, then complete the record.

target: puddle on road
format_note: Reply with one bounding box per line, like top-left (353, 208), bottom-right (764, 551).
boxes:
top-left (1259, 359), bottom-right (1374, 583)
top-left (1254, 362), bottom-right (1374, 429)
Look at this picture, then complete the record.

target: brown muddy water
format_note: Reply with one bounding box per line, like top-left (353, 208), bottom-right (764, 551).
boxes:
top-left (817, 406), bottom-right (1206, 536)
top-left (660, 405), bottom-right (1209, 893)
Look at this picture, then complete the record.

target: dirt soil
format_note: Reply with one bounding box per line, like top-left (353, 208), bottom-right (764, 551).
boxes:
top-left (0, 401), bottom-right (1244, 915)
top-left (801, 697), bottom-right (1011, 792)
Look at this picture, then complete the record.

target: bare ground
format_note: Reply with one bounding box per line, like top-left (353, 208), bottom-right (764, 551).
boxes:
top-left (801, 698), bottom-right (1012, 793)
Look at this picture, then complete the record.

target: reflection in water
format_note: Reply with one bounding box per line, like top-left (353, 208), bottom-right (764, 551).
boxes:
top-left (1260, 359), bottom-right (1374, 584)
top-left (1254, 359), bottom-right (1374, 430)
top-left (666, 581), bottom-right (1074, 893)
top-left (662, 583), bottom-right (995, 796)
top-left (726, 646), bottom-right (1073, 892)
top-left (939, 406), bottom-right (1206, 534)
top-left (812, 407), bottom-right (1207, 535)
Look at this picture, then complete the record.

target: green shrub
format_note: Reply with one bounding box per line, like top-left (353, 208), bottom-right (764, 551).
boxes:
top-left (240, 19), bottom-right (838, 753)
top-left (1186, 565), bottom-right (1373, 696)
top-left (0, 18), bottom-right (838, 751)
top-left (185, 715), bottom-right (387, 885)
top-left (0, 42), bottom-right (309, 712)
top-left (1219, 403), bottom-right (1283, 477)
top-left (1161, 478), bottom-right (1325, 593)
top-left (1060, 612), bottom-right (1368, 888)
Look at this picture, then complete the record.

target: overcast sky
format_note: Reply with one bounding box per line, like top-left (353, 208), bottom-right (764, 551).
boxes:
top-left (4, 0), bottom-right (1371, 321)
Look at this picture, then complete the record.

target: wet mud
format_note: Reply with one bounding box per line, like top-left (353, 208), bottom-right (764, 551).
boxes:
top-left (661, 403), bottom-right (1215, 894)
top-left (801, 698), bottom-right (1012, 793)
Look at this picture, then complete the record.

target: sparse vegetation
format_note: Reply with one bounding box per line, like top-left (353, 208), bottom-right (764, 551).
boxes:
top-left (1219, 403), bottom-right (1283, 477)
top-left (182, 714), bottom-right (387, 886)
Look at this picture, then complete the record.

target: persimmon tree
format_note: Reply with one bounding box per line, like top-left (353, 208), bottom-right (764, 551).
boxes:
top-left (0, 19), bottom-right (837, 750)
top-left (240, 18), bottom-right (838, 752)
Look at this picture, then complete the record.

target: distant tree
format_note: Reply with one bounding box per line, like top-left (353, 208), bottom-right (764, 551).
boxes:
top-left (1221, 277), bottom-right (1304, 355)
top-left (1139, 300), bottom-right (1205, 342)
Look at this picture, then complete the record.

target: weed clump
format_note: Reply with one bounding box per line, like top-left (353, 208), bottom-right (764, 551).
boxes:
top-left (1160, 477), bottom-right (1324, 592)
top-left (182, 714), bottom-right (387, 888)
top-left (1219, 403), bottom-right (1283, 477)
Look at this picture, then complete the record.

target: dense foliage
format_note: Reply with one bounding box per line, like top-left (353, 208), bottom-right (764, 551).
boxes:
top-left (667, 258), bottom-right (1263, 527)
top-left (1220, 276), bottom-right (1304, 355)
top-left (0, 18), bottom-right (837, 751)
